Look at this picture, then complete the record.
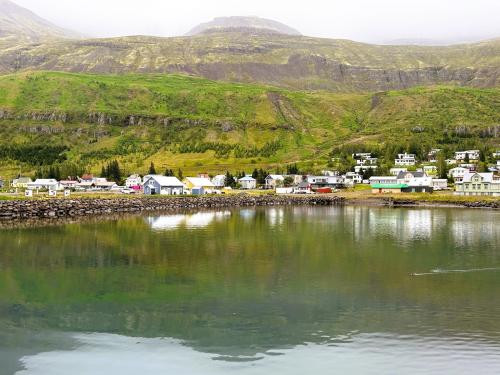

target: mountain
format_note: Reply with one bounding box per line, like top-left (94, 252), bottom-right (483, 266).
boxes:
top-left (187, 16), bottom-right (301, 36)
top-left (0, 32), bottom-right (498, 92)
top-left (0, 72), bottom-right (498, 178)
top-left (0, 3), bottom-right (497, 92)
top-left (0, 0), bottom-right (79, 45)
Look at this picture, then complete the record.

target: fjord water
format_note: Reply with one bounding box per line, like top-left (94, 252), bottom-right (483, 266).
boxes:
top-left (1, 206), bottom-right (500, 375)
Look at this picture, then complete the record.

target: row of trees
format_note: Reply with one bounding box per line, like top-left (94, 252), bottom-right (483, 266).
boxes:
top-left (0, 144), bottom-right (68, 165)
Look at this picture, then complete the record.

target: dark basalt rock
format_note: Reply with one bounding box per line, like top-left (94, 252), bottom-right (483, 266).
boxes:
top-left (0, 195), bottom-right (345, 221)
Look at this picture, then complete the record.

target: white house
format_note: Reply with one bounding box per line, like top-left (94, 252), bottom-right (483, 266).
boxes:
top-left (432, 179), bottom-right (448, 191)
top-left (428, 149), bottom-right (442, 162)
top-left (396, 171), bottom-right (433, 190)
top-left (355, 165), bottom-right (378, 174)
top-left (12, 177), bottom-right (33, 189)
top-left (307, 175), bottom-right (345, 189)
top-left (446, 159), bottom-right (458, 166)
top-left (455, 173), bottom-right (500, 196)
top-left (390, 168), bottom-right (408, 176)
top-left (60, 180), bottom-right (79, 189)
top-left (27, 179), bottom-right (60, 191)
top-left (344, 172), bottom-right (363, 185)
top-left (212, 175), bottom-right (226, 188)
top-left (448, 167), bottom-right (470, 182)
top-left (143, 175), bottom-right (184, 195)
top-left (455, 150), bottom-right (480, 161)
top-left (293, 181), bottom-right (312, 194)
top-left (493, 151), bottom-right (500, 159)
top-left (126, 174), bottom-right (142, 188)
top-left (265, 175), bottom-right (285, 189)
top-left (353, 153), bottom-right (378, 166)
top-left (395, 153), bottom-right (416, 166)
top-left (239, 176), bottom-right (257, 190)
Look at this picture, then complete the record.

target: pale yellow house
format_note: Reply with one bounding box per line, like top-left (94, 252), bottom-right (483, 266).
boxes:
top-left (12, 177), bottom-right (33, 189)
top-left (183, 177), bottom-right (216, 193)
top-left (455, 173), bottom-right (500, 196)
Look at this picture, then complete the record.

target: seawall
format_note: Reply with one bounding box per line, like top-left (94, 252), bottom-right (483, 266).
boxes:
top-left (0, 195), bottom-right (345, 221)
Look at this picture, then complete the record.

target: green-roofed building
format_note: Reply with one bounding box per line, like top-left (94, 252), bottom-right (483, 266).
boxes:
top-left (371, 184), bottom-right (409, 194)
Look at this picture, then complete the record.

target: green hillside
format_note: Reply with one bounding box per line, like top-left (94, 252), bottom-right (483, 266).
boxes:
top-left (0, 71), bottom-right (498, 179)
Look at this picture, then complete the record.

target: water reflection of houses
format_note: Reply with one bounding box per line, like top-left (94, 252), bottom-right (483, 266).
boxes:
top-left (145, 211), bottom-right (231, 230)
top-left (450, 213), bottom-right (500, 247)
top-left (344, 207), bottom-right (448, 243)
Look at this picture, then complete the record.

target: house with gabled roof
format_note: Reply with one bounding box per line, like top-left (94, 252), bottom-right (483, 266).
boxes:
top-left (455, 173), bottom-right (500, 196)
top-left (183, 177), bottom-right (215, 194)
top-left (265, 175), bottom-right (285, 189)
top-left (143, 175), bottom-right (184, 195)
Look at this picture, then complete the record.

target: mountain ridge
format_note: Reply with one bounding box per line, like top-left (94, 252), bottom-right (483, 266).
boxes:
top-left (186, 16), bottom-right (301, 36)
top-left (0, 0), bottom-right (80, 44)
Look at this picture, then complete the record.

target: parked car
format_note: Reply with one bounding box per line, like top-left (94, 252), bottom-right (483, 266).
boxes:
top-left (120, 188), bottom-right (135, 195)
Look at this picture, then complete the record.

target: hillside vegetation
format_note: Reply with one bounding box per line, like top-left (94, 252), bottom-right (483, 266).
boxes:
top-left (0, 71), bottom-right (498, 179)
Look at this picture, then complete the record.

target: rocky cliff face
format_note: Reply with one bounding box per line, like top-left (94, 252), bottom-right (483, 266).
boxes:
top-left (1, 33), bottom-right (498, 92)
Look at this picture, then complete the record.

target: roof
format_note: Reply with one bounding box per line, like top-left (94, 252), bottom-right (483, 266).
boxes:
top-left (461, 172), bottom-right (495, 183)
top-left (185, 177), bottom-right (215, 187)
top-left (369, 176), bottom-right (397, 180)
top-left (15, 177), bottom-right (32, 183)
top-left (31, 179), bottom-right (58, 184)
top-left (372, 184), bottom-right (408, 189)
top-left (297, 181), bottom-right (310, 188)
top-left (266, 175), bottom-right (285, 181)
top-left (397, 171), bottom-right (427, 179)
top-left (145, 175), bottom-right (184, 187)
top-left (239, 176), bottom-right (256, 182)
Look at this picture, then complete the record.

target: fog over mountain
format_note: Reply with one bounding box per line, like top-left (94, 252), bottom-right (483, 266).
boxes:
top-left (187, 16), bottom-right (302, 36)
top-left (11, 0), bottom-right (500, 44)
top-left (0, 0), bottom-right (79, 43)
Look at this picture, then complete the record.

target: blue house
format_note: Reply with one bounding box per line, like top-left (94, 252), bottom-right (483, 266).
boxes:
top-left (143, 175), bottom-right (184, 195)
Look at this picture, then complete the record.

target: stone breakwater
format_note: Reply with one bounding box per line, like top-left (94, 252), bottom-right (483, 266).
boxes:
top-left (0, 195), bottom-right (344, 221)
top-left (384, 197), bottom-right (500, 209)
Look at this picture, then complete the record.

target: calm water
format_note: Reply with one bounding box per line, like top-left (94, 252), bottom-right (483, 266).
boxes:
top-left (0, 206), bottom-right (500, 374)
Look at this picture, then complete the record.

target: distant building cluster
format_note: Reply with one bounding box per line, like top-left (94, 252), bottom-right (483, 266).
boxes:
top-left (3, 150), bottom-right (499, 197)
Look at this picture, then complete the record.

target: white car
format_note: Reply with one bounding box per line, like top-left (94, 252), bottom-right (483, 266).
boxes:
top-left (120, 188), bottom-right (135, 194)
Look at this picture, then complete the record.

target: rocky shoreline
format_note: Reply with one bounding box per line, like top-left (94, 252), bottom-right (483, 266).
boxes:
top-left (382, 197), bottom-right (500, 209)
top-left (0, 195), bottom-right (345, 221)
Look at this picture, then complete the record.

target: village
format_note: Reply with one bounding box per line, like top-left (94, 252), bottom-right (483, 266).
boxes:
top-left (1, 149), bottom-right (499, 198)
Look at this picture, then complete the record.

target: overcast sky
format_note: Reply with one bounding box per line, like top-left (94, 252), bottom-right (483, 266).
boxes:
top-left (14, 0), bottom-right (500, 43)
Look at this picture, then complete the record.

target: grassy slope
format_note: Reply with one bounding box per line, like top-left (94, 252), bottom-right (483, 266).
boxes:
top-left (0, 71), bottom-right (498, 178)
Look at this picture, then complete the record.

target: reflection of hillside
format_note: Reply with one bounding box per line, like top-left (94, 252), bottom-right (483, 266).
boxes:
top-left (145, 211), bottom-right (231, 230)
top-left (0, 207), bottom-right (499, 358)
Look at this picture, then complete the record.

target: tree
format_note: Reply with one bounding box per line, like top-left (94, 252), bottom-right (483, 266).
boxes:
top-left (225, 171), bottom-right (236, 188)
top-left (177, 168), bottom-right (183, 180)
top-left (287, 164), bottom-right (299, 175)
top-left (437, 153), bottom-right (448, 179)
top-left (149, 162), bottom-right (157, 175)
top-left (478, 162), bottom-right (488, 173)
top-left (284, 176), bottom-right (294, 187)
top-left (164, 168), bottom-right (174, 176)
